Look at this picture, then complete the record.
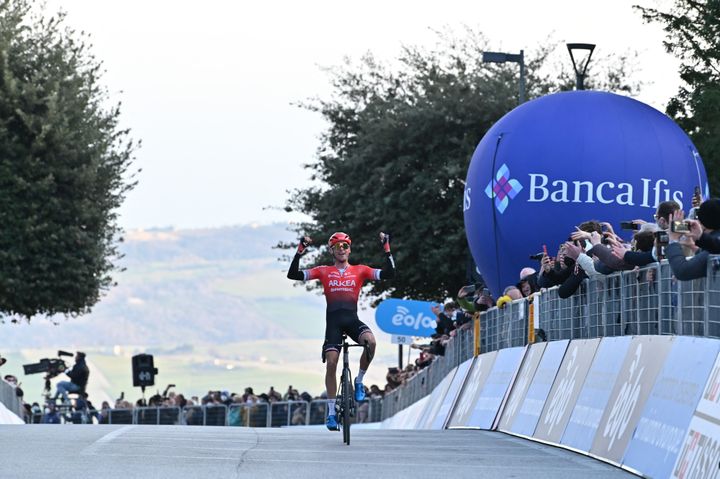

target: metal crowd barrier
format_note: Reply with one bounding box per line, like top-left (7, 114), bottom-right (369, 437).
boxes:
top-left (28, 398), bottom-right (382, 426)
top-left (381, 257), bottom-right (720, 420)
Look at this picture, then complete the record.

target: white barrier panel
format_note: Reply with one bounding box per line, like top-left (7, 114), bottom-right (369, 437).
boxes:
top-left (498, 343), bottom-right (546, 432)
top-left (534, 338), bottom-right (601, 444)
top-left (381, 395), bottom-right (430, 430)
top-left (672, 347), bottom-right (720, 478)
top-left (417, 368), bottom-right (457, 429)
top-left (446, 351), bottom-right (497, 428)
top-left (460, 346), bottom-right (526, 429)
top-left (504, 340), bottom-right (569, 436)
top-left (590, 335), bottom-right (674, 464)
top-left (622, 336), bottom-right (720, 478)
top-left (561, 336), bottom-right (633, 452)
top-left (430, 358), bottom-right (473, 430)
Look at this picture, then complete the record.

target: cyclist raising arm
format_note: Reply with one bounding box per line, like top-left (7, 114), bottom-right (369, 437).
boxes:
top-left (287, 231), bottom-right (395, 431)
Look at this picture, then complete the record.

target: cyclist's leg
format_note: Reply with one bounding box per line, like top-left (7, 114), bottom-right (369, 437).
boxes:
top-left (347, 318), bottom-right (376, 370)
top-left (324, 349), bottom-right (339, 400)
top-left (358, 330), bottom-right (376, 371)
top-left (323, 316), bottom-right (343, 401)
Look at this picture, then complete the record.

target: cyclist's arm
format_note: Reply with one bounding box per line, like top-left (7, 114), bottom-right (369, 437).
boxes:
top-left (287, 237), bottom-right (312, 281)
top-left (379, 232), bottom-right (395, 279)
top-left (287, 253), bottom-right (304, 280)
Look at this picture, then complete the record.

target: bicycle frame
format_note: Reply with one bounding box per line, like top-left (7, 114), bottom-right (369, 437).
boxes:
top-left (336, 334), bottom-right (368, 445)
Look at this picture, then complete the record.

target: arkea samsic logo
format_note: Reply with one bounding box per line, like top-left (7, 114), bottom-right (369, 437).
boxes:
top-left (484, 164), bottom-right (523, 214)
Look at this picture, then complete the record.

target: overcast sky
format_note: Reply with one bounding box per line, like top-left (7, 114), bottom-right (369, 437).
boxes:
top-left (48, 0), bottom-right (678, 230)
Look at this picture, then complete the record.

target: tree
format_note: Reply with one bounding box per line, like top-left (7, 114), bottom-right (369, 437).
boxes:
top-left (635, 0), bottom-right (720, 193)
top-left (281, 28), bottom-right (640, 303)
top-left (0, 0), bottom-right (138, 321)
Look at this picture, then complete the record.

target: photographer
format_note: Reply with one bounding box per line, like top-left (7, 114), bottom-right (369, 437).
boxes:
top-left (53, 352), bottom-right (89, 403)
top-left (666, 199), bottom-right (720, 280)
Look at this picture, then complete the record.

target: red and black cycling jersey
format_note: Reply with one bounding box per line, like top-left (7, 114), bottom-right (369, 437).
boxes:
top-left (303, 265), bottom-right (381, 312)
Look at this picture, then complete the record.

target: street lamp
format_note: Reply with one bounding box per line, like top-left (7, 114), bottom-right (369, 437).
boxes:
top-left (566, 43), bottom-right (596, 90)
top-left (482, 50), bottom-right (525, 104)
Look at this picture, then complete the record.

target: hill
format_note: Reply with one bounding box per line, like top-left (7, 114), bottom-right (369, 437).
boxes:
top-left (0, 224), bottom-right (401, 401)
top-left (1, 223), bottom-right (329, 348)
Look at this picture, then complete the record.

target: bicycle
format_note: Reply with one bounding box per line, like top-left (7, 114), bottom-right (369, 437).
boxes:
top-left (335, 333), bottom-right (368, 445)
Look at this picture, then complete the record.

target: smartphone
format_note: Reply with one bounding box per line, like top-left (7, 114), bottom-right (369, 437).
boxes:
top-left (620, 221), bottom-right (640, 231)
top-left (671, 220), bottom-right (691, 233)
top-left (654, 231), bottom-right (669, 244)
top-left (542, 244), bottom-right (548, 256)
top-left (464, 284), bottom-right (477, 294)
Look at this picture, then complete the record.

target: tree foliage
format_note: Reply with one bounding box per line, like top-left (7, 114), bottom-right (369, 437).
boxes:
top-left (0, 0), bottom-right (137, 320)
top-left (635, 0), bottom-right (720, 193)
top-left (281, 29), bottom-right (640, 303)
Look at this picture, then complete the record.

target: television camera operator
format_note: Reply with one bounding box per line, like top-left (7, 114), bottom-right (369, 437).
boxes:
top-left (53, 352), bottom-right (89, 404)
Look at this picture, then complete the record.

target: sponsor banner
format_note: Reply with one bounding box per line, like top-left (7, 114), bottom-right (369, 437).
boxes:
top-left (417, 368), bottom-right (457, 429)
top-left (375, 299), bottom-right (437, 337)
top-left (498, 343), bottom-right (547, 432)
top-left (535, 338), bottom-right (601, 443)
top-left (507, 340), bottom-right (569, 436)
top-left (590, 335), bottom-right (674, 463)
top-left (430, 358), bottom-right (473, 430)
top-left (561, 336), bottom-right (633, 452)
top-left (447, 351), bottom-right (498, 428)
top-left (623, 336), bottom-right (720, 478)
top-left (672, 349), bottom-right (720, 479)
top-left (469, 346), bottom-right (526, 429)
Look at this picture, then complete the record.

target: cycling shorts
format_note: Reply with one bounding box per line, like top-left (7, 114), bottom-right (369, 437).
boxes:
top-left (322, 309), bottom-right (371, 361)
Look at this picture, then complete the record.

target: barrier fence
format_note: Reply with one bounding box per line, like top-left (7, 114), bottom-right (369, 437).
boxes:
top-left (27, 398), bottom-right (384, 427)
top-left (382, 257), bottom-right (720, 419)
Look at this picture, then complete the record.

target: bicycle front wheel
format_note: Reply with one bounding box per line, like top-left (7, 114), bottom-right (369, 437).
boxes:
top-left (342, 370), bottom-right (351, 445)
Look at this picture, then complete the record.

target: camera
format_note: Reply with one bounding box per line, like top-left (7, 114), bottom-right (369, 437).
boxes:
top-left (22, 350), bottom-right (73, 379)
top-left (671, 220), bottom-right (691, 233)
top-left (620, 221), bottom-right (640, 231)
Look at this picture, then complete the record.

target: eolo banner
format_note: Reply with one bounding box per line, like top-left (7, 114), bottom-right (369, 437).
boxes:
top-left (375, 299), bottom-right (437, 338)
top-left (463, 91), bottom-right (708, 297)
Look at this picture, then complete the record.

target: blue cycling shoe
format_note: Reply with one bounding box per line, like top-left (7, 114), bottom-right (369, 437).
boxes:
top-left (326, 415), bottom-right (339, 431)
top-left (354, 381), bottom-right (366, 401)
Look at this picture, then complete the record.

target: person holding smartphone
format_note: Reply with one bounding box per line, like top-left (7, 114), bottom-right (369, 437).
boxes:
top-left (666, 199), bottom-right (720, 280)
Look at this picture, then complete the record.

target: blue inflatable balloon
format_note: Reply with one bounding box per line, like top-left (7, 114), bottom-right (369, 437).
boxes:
top-left (463, 91), bottom-right (708, 298)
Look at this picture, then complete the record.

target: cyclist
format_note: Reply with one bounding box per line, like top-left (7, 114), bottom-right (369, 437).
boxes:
top-left (287, 231), bottom-right (395, 431)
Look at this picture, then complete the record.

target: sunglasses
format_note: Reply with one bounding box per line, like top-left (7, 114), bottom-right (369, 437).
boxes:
top-left (332, 243), bottom-right (350, 251)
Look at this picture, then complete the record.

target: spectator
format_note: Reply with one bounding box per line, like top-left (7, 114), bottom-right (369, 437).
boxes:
top-left (41, 402), bottom-right (61, 424)
top-left (517, 267), bottom-right (539, 297)
top-left (431, 303), bottom-right (456, 336)
top-left (53, 352), bottom-right (89, 404)
top-left (666, 199), bottom-right (720, 280)
top-left (685, 200), bottom-right (720, 254)
top-left (538, 244), bottom-right (572, 288)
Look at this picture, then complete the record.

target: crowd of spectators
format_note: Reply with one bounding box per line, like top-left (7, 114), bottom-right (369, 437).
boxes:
top-left (380, 194), bottom-right (720, 393)
top-left (13, 382), bottom-right (386, 426)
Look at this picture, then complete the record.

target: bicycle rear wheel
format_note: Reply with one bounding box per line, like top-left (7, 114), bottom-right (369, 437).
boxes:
top-left (342, 369), bottom-right (351, 445)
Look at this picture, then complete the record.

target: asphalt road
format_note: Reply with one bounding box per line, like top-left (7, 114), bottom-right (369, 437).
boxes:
top-left (0, 425), bottom-right (636, 478)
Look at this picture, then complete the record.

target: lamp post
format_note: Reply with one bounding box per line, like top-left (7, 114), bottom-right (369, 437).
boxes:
top-left (482, 50), bottom-right (525, 104)
top-left (566, 43), bottom-right (596, 90)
